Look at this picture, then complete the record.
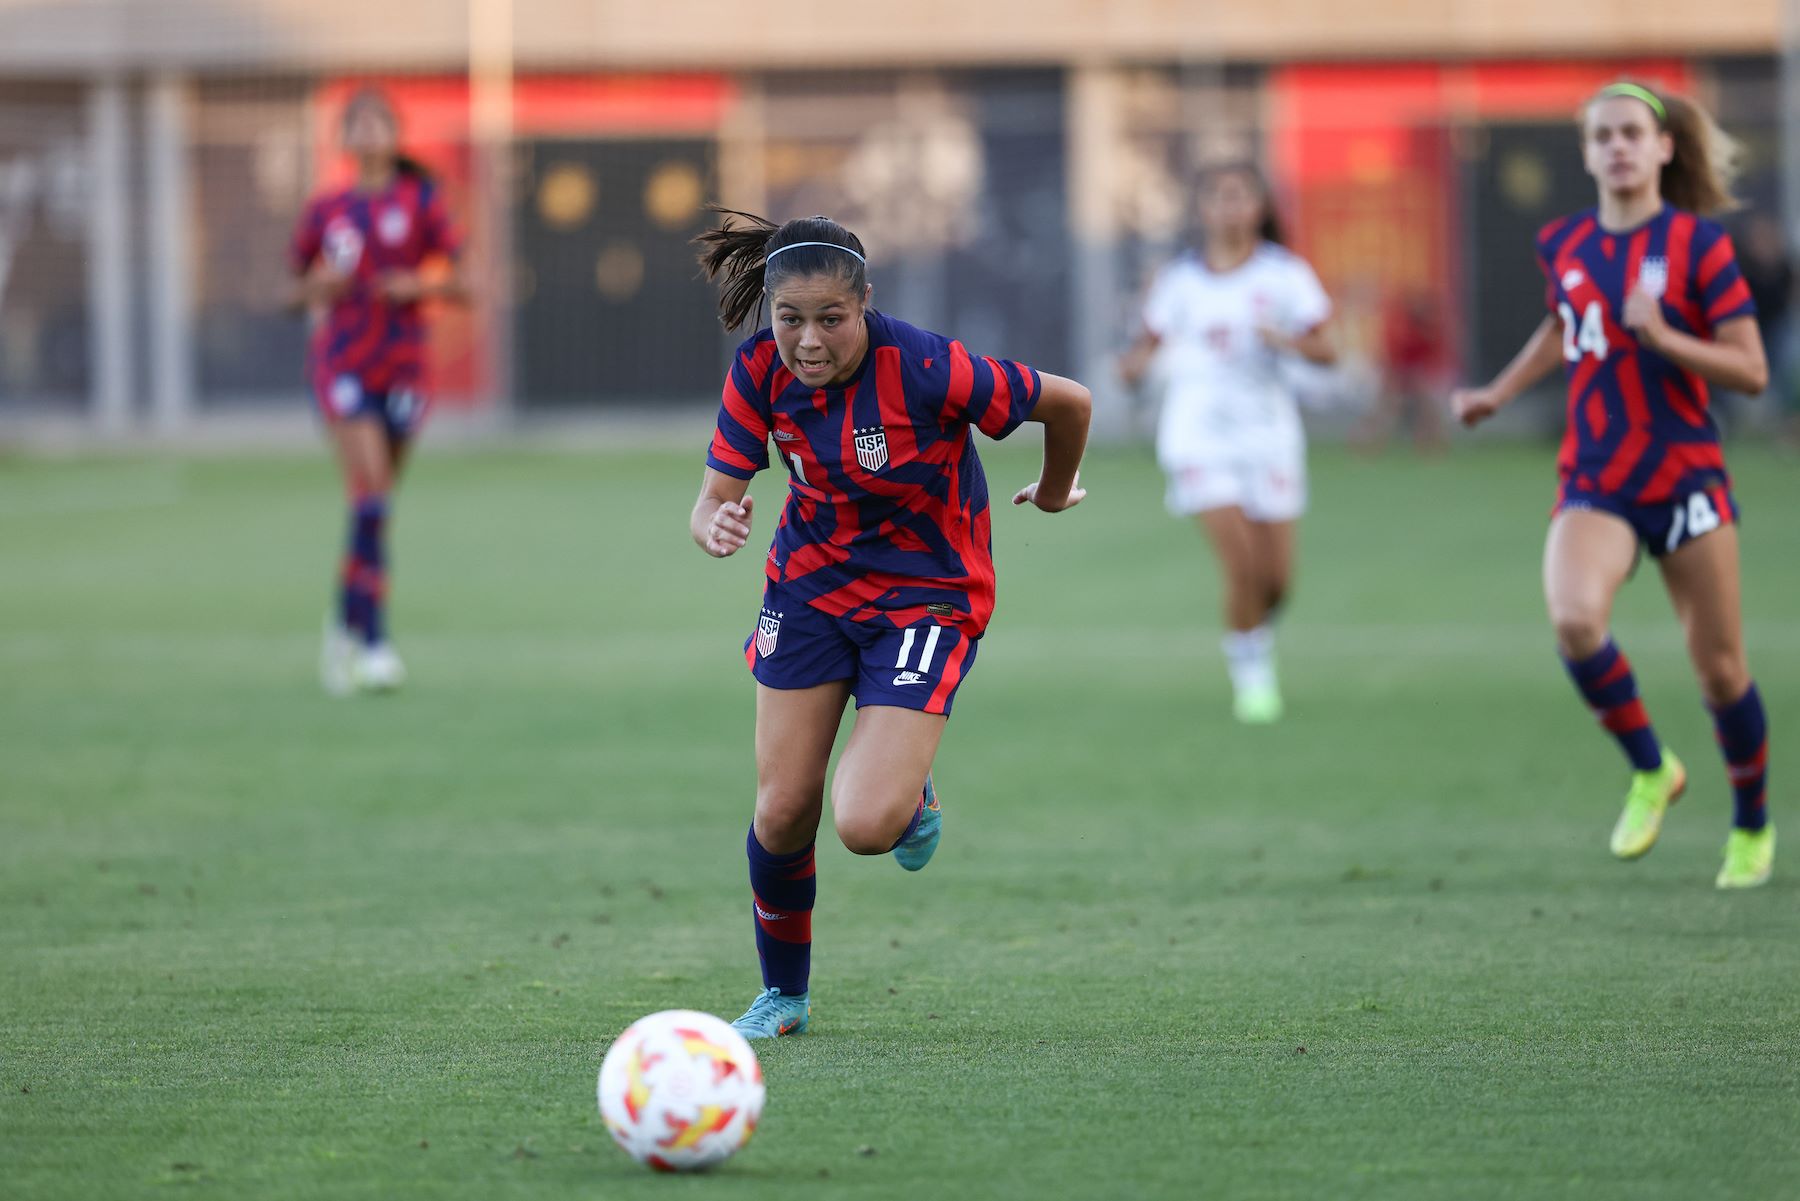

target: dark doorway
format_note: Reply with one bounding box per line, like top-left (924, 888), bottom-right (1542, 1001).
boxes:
top-left (515, 138), bottom-right (719, 406)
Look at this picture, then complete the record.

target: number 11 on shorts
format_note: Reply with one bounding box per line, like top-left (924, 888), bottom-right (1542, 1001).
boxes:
top-left (894, 625), bottom-right (942, 686)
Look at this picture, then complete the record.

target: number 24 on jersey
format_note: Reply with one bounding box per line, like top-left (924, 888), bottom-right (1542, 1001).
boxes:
top-left (1559, 301), bottom-right (1609, 362)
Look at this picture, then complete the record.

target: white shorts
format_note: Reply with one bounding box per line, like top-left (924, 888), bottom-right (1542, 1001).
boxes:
top-left (1160, 427), bottom-right (1307, 522)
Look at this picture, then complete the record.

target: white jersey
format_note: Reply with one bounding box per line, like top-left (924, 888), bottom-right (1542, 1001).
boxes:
top-left (1144, 243), bottom-right (1331, 463)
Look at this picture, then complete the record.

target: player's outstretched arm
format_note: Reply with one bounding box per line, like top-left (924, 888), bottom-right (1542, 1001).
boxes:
top-left (1013, 372), bottom-right (1091, 513)
top-left (1452, 315), bottom-right (1562, 427)
top-left (691, 468), bottom-right (755, 558)
top-left (1259, 321), bottom-right (1337, 366)
top-left (1118, 330), bottom-right (1161, 387)
top-left (379, 260), bottom-right (472, 306)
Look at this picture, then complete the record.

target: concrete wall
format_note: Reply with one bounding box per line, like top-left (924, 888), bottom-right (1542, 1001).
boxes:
top-left (0, 0), bottom-right (1780, 74)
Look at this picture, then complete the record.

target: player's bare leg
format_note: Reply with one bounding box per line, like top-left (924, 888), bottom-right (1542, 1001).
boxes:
top-left (754, 681), bottom-right (851, 854)
top-left (1542, 507), bottom-right (1636, 661)
top-left (1246, 517), bottom-right (1296, 622)
top-left (1199, 506), bottom-right (1283, 722)
top-left (830, 705), bottom-right (948, 862)
top-left (1658, 521), bottom-right (1749, 708)
top-left (735, 680), bottom-right (852, 1038)
top-left (1544, 508), bottom-right (1685, 858)
top-left (1660, 521), bottom-right (1773, 887)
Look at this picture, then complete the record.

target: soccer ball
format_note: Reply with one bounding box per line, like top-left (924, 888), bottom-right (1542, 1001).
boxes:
top-left (596, 1009), bottom-right (764, 1172)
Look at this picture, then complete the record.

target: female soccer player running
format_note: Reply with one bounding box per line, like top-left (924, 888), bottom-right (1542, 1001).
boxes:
top-left (290, 88), bottom-right (466, 694)
top-left (1121, 164), bottom-right (1336, 723)
top-left (1453, 81), bottom-right (1773, 888)
top-left (691, 210), bottom-right (1091, 1037)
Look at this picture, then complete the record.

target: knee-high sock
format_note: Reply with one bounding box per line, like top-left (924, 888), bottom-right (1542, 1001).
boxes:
top-left (339, 494), bottom-right (389, 646)
top-left (888, 790), bottom-right (926, 851)
top-left (1561, 639), bottom-right (1663, 772)
top-left (1710, 683), bottom-right (1769, 831)
top-left (747, 827), bottom-right (814, 995)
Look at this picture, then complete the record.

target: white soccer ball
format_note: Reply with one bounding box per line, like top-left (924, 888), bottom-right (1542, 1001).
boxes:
top-left (596, 1009), bottom-right (765, 1172)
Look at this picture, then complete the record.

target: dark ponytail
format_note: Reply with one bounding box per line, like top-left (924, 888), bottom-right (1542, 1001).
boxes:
top-left (1585, 80), bottom-right (1741, 216)
top-left (695, 206), bottom-right (869, 331)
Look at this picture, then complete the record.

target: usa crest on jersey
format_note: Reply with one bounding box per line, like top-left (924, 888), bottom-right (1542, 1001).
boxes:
top-left (755, 610), bottom-right (781, 658)
top-left (854, 426), bottom-right (889, 472)
top-left (378, 205), bottom-right (411, 246)
top-left (324, 221), bottom-right (365, 273)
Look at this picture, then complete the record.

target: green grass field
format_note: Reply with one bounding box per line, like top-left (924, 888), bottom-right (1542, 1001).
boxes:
top-left (3, 437), bottom-right (1797, 1200)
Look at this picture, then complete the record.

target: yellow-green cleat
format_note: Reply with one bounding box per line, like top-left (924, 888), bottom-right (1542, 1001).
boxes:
top-left (1610, 750), bottom-right (1686, 860)
top-left (1716, 825), bottom-right (1775, 890)
top-left (1233, 683), bottom-right (1283, 725)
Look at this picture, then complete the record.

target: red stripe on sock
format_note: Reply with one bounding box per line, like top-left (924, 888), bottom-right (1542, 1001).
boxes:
top-left (1593, 655), bottom-right (1632, 690)
top-left (781, 849), bottom-right (816, 881)
top-left (753, 896), bottom-right (811, 943)
top-left (1599, 699), bottom-right (1651, 734)
top-left (1727, 743), bottom-right (1768, 785)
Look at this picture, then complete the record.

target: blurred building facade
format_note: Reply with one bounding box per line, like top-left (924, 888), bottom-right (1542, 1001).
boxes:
top-left (0, 0), bottom-right (1787, 433)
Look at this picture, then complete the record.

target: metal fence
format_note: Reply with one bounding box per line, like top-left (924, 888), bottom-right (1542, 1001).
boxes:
top-left (0, 51), bottom-right (1792, 438)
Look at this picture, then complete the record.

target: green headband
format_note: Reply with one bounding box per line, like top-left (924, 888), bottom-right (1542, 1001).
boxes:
top-left (1599, 82), bottom-right (1667, 123)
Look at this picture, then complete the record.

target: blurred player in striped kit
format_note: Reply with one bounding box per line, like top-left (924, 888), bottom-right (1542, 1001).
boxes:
top-left (1455, 81), bottom-right (1773, 888)
top-left (290, 88), bottom-right (466, 694)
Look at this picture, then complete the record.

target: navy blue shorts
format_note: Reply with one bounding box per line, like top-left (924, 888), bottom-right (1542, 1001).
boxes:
top-left (315, 374), bottom-right (429, 441)
top-left (744, 584), bottom-right (978, 716)
top-left (1557, 484), bottom-right (1737, 558)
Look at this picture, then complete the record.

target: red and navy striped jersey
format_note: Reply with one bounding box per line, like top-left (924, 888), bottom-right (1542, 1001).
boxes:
top-left (289, 174), bottom-right (459, 393)
top-left (1536, 205), bottom-right (1755, 504)
top-left (706, 310), bottom-right (1042, 638)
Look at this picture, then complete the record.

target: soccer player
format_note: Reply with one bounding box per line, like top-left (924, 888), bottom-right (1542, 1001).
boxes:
top-left (690, 210), bottom-right (1091, 1038)
top-left (1120, 164), bottom-right (1336, 724)
top-left (1453, 81), bottom-right (1773, 888)
top-left (289, 88), bottom-right (466, 694)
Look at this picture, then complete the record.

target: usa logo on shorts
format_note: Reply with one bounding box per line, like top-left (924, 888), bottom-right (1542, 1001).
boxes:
top-left (855, 427), bottom-right (889, 472)
top-left (329, 375), bottom-right (362, 415)
top-left (755, 611), bottom-right (781, 658)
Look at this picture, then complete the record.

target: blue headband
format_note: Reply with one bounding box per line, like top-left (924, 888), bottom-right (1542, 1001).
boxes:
top-left (766, 241), bottom-right (866, 266)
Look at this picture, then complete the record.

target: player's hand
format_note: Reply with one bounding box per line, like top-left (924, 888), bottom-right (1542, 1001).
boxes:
top-left (1256, 324), bottom-right (1291, 353)
top-left (379, 271), bottom-right (425, 303)
top-left (1451, 386), bottom-right (1505, 428)
top-left (704, 496), bottom-right (754, 557)
top-left (1118, 344), bottom-right (1151, 388)
top-left (1012, 474), bottom-right (1086, 513)
top-left (1621, 286), bottom-right (1668, 350)
top-left (302, 264), bottom-right (351, 304)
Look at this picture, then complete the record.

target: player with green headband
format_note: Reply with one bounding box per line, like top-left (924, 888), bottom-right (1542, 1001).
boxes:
top-left (1453, 79), bottom-right (1775, 889)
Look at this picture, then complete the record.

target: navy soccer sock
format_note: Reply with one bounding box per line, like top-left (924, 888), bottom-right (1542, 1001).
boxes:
top-left (888, 790), bottom-right (925, 851)
top-left (747, 827), bottom-right (815, 996)
top-left (344, 494), bottom-right (388, 646)
top-left (1562, 639), bottom-right (1663, 772)
top-left (1710, 683), bottom-right (1769, 831)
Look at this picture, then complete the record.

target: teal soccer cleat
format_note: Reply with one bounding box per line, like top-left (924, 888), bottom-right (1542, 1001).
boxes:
top-left (893, 775), bottom-right (942, 872)
top-left (730, 987), bottom-right (810, 1040)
